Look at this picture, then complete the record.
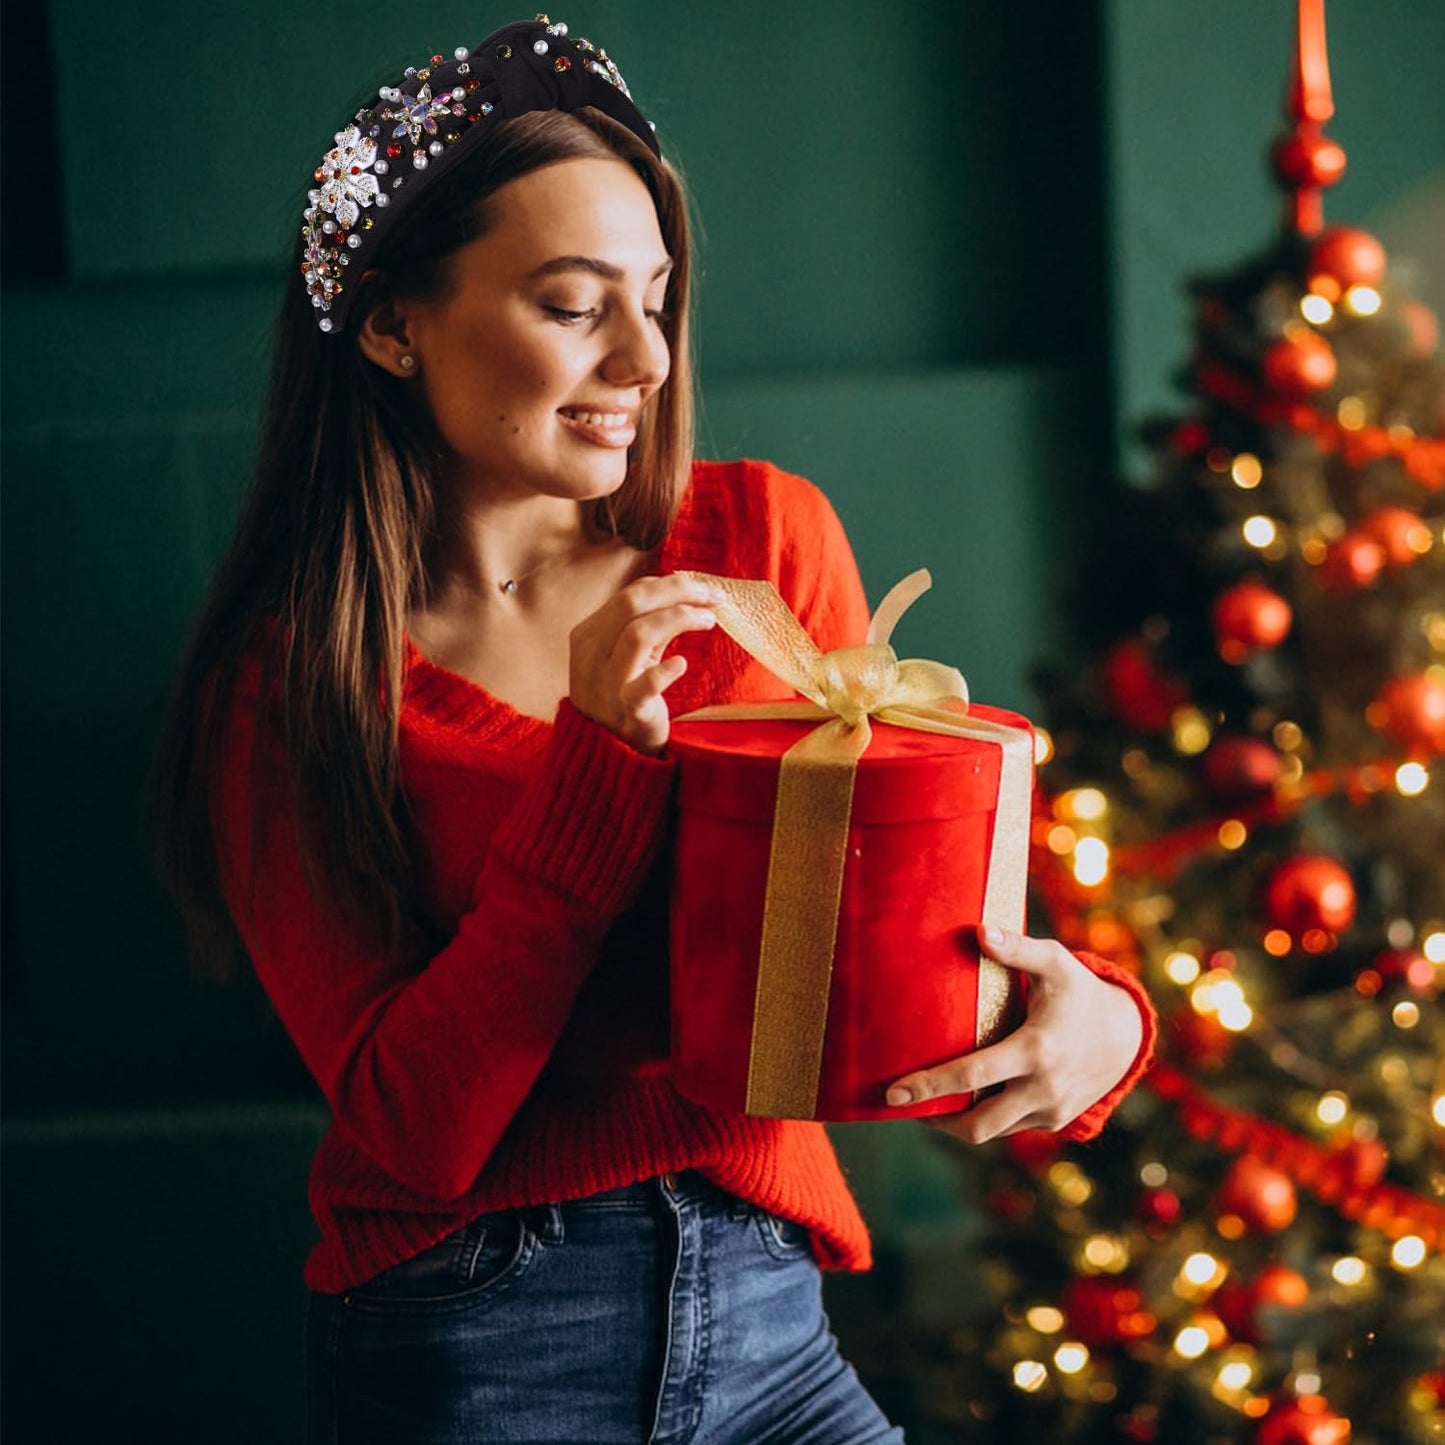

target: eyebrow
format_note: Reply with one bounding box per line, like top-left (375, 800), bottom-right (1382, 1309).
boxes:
top-left (528, 255), bottom-right (674, 283)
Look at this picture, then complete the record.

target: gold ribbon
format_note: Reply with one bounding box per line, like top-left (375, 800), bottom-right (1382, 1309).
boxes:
top-left (677, 569), bottom-right (1033, 1117)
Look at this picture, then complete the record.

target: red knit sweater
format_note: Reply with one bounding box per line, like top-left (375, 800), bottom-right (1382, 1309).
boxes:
top-left (215, 458), bottom-right (1156, 1293)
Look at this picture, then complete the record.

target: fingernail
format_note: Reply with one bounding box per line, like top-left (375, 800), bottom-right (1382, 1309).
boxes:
top-left (886, 1086), bottom-right (915, 1106)
top-left (982, 924), bottom-right (1006, 948)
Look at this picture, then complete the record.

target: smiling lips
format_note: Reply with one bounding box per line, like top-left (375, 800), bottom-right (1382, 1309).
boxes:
top-left (558, 406), bottom-right (637, 448)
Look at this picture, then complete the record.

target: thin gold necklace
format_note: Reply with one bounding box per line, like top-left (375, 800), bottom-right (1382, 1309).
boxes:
top-left (495, 534), bottom-right (609, 596)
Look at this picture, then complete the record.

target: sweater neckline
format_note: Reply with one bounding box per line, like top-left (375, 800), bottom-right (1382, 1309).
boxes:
top-left (402, 469), bottom-right (729, 741)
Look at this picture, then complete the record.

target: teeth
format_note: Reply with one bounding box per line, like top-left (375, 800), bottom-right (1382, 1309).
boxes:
top-left (563, 409), bottom-right (629, 428)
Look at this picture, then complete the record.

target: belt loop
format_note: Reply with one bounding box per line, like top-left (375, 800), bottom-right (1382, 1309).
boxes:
top-left (531, 1202), bottom-right (565, 1246)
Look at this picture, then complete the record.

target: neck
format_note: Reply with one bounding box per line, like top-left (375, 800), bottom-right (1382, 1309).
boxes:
top-left (425, 492), bottom-right (599, 603)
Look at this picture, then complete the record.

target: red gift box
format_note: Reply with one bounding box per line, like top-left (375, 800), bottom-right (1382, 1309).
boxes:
top-left (669, 688), bottom-right (1033, 1121)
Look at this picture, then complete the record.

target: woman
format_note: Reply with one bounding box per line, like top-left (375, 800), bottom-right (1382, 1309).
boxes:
top-left (157, 17), bottom-right (1154, 1443)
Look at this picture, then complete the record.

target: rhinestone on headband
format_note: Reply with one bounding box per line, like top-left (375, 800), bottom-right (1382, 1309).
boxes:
top-left (300, 15), bottom-right (658, 334)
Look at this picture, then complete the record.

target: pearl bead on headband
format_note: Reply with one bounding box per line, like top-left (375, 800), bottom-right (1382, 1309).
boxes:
top-left (301, 14), bottom-right (660, 334)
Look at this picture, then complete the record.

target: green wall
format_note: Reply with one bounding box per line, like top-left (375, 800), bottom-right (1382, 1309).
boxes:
top-left (3, 2), bottom-right (1439, 1439)
top-left (1105, 0), bottom-right (1445, 472)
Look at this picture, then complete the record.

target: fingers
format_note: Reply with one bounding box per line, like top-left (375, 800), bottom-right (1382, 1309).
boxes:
top-left (569, 573), bottom-right (723, 753)
top-left (977, 924), bottom-right (1076, 980)
top-left (618, 653), bottom-right (688, 712)
top-left (886, 1031), bottom-right (1033, 1108)
top-left (925, 1086), bottom-right (1049, 1145)
top-left (607, 602), bottom-right (719, 673)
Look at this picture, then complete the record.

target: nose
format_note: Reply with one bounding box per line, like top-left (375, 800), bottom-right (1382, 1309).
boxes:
top-left (600, 303), bottom-right (670, 393)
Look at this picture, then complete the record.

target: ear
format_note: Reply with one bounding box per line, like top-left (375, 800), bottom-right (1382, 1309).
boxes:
top-left (355, 276), bottom-right (420, 377)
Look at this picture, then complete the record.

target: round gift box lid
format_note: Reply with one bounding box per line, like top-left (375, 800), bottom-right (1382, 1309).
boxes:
top-left (670, 702), bottom-right (1032, 827)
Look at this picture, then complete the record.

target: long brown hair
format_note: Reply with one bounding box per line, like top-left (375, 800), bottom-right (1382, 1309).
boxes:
top-left (154, 107), bottom-right (695, 977)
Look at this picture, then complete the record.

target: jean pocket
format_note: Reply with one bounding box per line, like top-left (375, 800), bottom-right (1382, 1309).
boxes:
top-left (753, 1207), bottom-right (815, 1262)
top-left (344, 1211), bottom-right (535, 1315)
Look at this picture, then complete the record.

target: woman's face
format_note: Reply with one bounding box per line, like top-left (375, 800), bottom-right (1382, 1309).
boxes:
top-left (400, 156), bottom-right (673, 505)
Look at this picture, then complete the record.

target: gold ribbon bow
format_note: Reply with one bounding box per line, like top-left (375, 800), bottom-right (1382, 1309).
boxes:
top-left (677, 569), bottom-right (1033, 1117)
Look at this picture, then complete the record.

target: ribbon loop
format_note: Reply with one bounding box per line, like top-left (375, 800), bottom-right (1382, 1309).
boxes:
top-left (818, 645), bottom-right (900, 725)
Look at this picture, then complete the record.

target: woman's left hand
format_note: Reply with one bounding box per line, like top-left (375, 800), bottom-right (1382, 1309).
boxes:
top-left (885, 926), bottom-right (1144, 1143)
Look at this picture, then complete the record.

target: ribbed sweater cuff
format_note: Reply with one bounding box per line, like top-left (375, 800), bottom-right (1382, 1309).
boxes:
top-left (1060, 950), bottom-right (1158, 1143)
top-left (487, 699), bottom-right (678, 915)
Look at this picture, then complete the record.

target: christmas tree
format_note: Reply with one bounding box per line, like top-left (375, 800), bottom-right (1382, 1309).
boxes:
top-left (932, 3), bottom-right (1445, 1441)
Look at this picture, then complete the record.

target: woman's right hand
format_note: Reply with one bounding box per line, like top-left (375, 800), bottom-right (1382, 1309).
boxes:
top-left (569, 574), bottom-right (723, 754)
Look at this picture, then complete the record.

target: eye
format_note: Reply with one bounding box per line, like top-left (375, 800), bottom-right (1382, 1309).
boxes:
top-left (646, 307), bottom-right (670, 326)
top-left (544, 306), bottom-right (598, 325)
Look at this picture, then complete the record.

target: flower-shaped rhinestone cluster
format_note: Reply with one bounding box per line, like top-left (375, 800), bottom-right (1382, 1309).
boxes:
top-left (300, 16), bottom-right (651, 332)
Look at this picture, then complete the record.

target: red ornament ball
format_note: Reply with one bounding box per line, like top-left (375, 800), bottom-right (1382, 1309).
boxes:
top-left (1371, 672), bottom-right (1445, 756)
top-left (1255, 1395), bottom-right (1352, 1445)
top-left (1060, 1275), bottom-right (1157, 1348)
top-left (1359, 506), bottom-right (1429, 569)
top-left (1399, 299), bottom-right (1440, 357)
top-left (1167, 1004), bottom-right (1234, 1070)
top-left (1136, 1187), bottom-right (1183, 1229)
top-left (1309, 226), bottom-right (1387, 289)
top-left (1262, 331), bottom-right (1338, 397)
top-left (1213, 580), bottom-right (1293, 660)
top-left (1272, 132), bottom-right (1348, 190)
top-left (1216, 1264), bottom-right (1310, 1342)
top-left (1203, 735), bottom-right (1284, 802)
top-left (1317, 532), bottom-right (1385, 591)
top-left (1373, 947), bottom-right (1438, 996)
top-left (1218, 1154), bottom-right (1298, 1233)
top-left (1265, 855), bottom-right (1357, 937)
top-left (1100, 638), bottom-right (1190, 732)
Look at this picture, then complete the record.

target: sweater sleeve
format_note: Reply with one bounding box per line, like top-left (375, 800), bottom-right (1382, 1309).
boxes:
top-left (214, 660), bottom-right (675, 1202)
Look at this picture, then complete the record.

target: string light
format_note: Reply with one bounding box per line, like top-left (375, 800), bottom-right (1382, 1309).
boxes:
top-left (1054, 1343), bottom-right (1090, 1374)
top-left (1336, 396), bottom-right (1367, 429)
top-left (1433, 1095), bottom-right (1445, 1128)
top-left (1316, 1091), bottom-right (1349, 1126)
top-left (1231, 453), bottom-right (1264, 488)
top-left (1391, 1236), bottom-right (1427, 1271)
top-left (1081, 1234), bottom-right (1129, 1271)
top-left (1173, 707), bottom-right (1213, 754)
top-left (1300, 294), bottom-right (1334, 325)
top-left (1167, 951), bottom-right (1203, 985)
top-left (1343, 285), bottom-right (1382, 316)
top-left (1217, 1360), bottom-right (1254, 1391)
top-left (1062, 788), bottom-right (1108, 822)
top-left (1049, 1161), bottom-right (1094, 1207)
top-left (1218, 820), bottom-right (1248, 850)
top-left (1174, 1326), bottom-right (1212, 1359)
top-left (1332, 1257), bottom-right (1368, 1286)
top-left (1192, 971), bottom-right (1243, 1014)
top-left (1033, 728), bottom-right (1054, 765)
top-left (1179, 1253), bottom-right (1226, 1291)
top-left (1422, 931), bottom-right (1445, 963)
top-left (1012, 1361), bottom-right (1048, 1392)
top-left (1140, 1162), bottom-right (1169, 1187)
top-left (1073, 838), bottom-right (1110, 887)
top-left (1395, 762), bottom-right (1429, 796)
top-left (1243, 515), bottom-right (1278, 548)
top-left (1026, 1306), bottom-right (1065, 1334)
top-left (1392, 1001), bottom-right (1421, 1029)
top-left (1273, 720), bottom-right (1304, 751)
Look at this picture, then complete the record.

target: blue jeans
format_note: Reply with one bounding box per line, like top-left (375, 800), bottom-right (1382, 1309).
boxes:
top-left (305, 1171), bottom-right (903, 1444)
